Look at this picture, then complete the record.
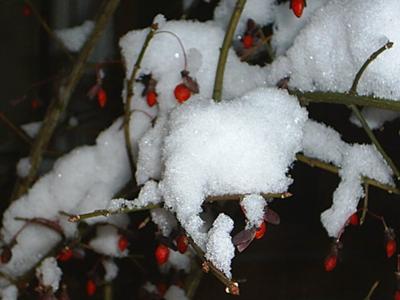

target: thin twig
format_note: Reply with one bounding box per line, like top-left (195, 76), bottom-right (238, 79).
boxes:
top-left (11, 0), bottom-right (121, 201)
top-left (290, 90), bottom-right (400, 111)
top-left (296, 153), bottom-right (400, 195)
top-left (347, 41), bottom-right (399, 179)
top-left (363, 280), bottom-right (379, 300)
top-left (185, 263), bottom-right (204, 299)
top-left (104, 283), bottom-right (113, 300)
top-left (0, 112), bottom-right (32, 145)
top-left (63, 204), bottom-right (158, 223)
top-left (25, 0), bottom-right (74, 62)
top-left (123, 23), bottom-right (158, 180)
top-left (206, 192), bottom-right (292, 202)
top-left (187, 236), bottom-right (239, 295)
top-left (360, 183), bottom-right (369, 225)
top-left (212, 0), bottom-right (247, 102)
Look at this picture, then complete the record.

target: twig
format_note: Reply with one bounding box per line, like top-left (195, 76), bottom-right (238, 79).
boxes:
top-left (296, 153), bottom-right (400, 195)
top-left (187, 236), bottom-right (240, 295)
top-left (363, 280), bottom-right (379, 300)
top-left (25, 0), bottom-right (74, 62)
top-left (212, 0), bottom-right (247, 102)
top-left (290, 90), bottom-right (400, 111)
top-left (104, 283), bottom-right (113, 300)
top-left (0, 112), bottom-right (32, 145)
top-left (11, 0), bottom-right (121, 201)
top-left (347, 41), bottom-right (399, 179)
top-left (360, 183), bottom-right (369, 225)
top-left (63, 204), bottom-right (158, 223)
top-left (185, 263), bottom-right (203, 299)
top-left (123, 23), bottom-right (158, 180)
top-left (206, 192), bottom-right (292, 202)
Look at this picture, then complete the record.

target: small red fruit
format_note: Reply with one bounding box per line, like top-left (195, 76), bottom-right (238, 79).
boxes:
top-left (254, 222), bottom-right (267, 239)
top-left (22, 3), bottom-right (31, 17)
top-left (386, 239), bottom-right (397, 258)
top-left (290, 0), bottom-right (305, 18)
top-left (146, 91), bottom-right (157, 107)
top-left (242, 35), bottom-right (254, 49)
top-left (176, 235), bottom-right (189, 254)
top-left (395, 290), bottom-right (400, 300)
top-left (348, 213), bottom-right (359, 226)
top-left (97, 88), bottom-right (107, 108)
top-left (86, 279), bottom-right (96, 297)
top-left (155, 244), bottom-right (169, 265)
top-left (57, 247), bottom-right (73, 262)
top-left (31, 99), bottom-right (41, 110)
top-left (174, 83), bottom-right (191, 103)
top-left (324, 254), bottom-right (337, 272)
top-left (118, 235), bottom-right (129, 252)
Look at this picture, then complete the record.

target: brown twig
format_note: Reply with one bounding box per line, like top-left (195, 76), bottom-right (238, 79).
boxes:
top-left (187, 236), bottom-right (239, 295)
top-left (363, 280), bottom-right (379, 300)
top-left (296, 153), bottom-right (400, 195)
top-left (206, 192), bottom-right (292, 202)
top-left (0, 112), bottom-right (32, 145)
top-left (212, 0), bottom-right (247, 102)
top-left (360, 182), bottom-right (369, 225)
top-left (25, 0), bottom-right (74, 62)
top-left (11, 0), bottom-right (121, 201)
top-left (123, 23), bottom-right (158, 181)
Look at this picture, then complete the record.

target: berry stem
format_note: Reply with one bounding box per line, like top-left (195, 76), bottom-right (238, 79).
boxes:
top-left (363, 280), bottom-right (380, 300)
top-left (156, 31), bottom-right (188, 70)
top-left (360, 183), bottom-right (369, 225)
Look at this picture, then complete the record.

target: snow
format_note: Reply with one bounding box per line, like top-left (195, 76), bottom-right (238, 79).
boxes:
top-left (303, 120), bottom-right (393, 237)
top-left (55, 20), bottom-right (94, 52)
top-left (21, 121), bottom-right (41, 138)
top-left (89, 225), bottom-right (128, 257)
top-left (241, 194), bottom-right (266, 228)
top-left (350, 108), bottom-right (400, 129)
top-left (150, 208), bottom-right (177, 237)
top-left (205, 214), bottom-right (235, 279)
top-left (0, 285), bottom-right (17, 300)
top-left (160, 87), bottom-right (307, 246)
top-left (164, 285), bottom-right (189, 300)
top-left (267, 0), bottom-right (400, 101)
top-left (16, 157), bottom-right (31, 178)
top-left (35, 257), bottom-right (62, 292)
top-left (102, 258), bottom-right (118, 282)
top-left (162, 250), bottom-right (191, 274)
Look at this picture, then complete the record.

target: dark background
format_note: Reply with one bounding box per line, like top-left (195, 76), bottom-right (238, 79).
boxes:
top-left (0, 0), bottom-right (399, 299)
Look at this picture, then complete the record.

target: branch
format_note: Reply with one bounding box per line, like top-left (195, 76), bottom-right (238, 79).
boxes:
top-left (123, 23), bottom-right (158, 181)
top-left (347, 41), bottom-right (399, 179)
top-left (0, 112), bottom-right (32, 145)
top-left (11, 0), bottom-right (121, 200)
top-left (206, 192), bottom-right (292, 202)
top-left (290, 90), bottom-right (400, 112)
top-left (363, 280), bottom-right (379, 300)
top-left (25, 0), bottom-right (74, 62)
top-left (296, 153), bottom-right (400, 195)
top-left (187, 236), bottom-right (240, 295)
top-left (212, 0), bottom-right (247, 102)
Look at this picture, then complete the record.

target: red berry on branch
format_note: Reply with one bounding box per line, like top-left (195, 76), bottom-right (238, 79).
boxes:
top-left (324, 254), bottom-right (337, 272)
top-left (176, 234), bottom-right (189, 254)
top-left (57, 247), bottom-right (73, 262)
top-left (97, 88), bottom-right (107, 108)
top-left (146, 91), bottom-right (158, 107)
top-left (86, 279), bottom-right (96, 297)
top-left (386, 239), bottom-right (397, 258)
top-left (290, 0), bottom-right (305, 18)
top-left (255, 222), bottom-right (267, 239)
top-left (348, 213), bottom-right (359, 226)
top-left (395, 290), bottom-right (400, 300)
top-left (22, 3), bottom-right (31, 17)
top-left (31, 99), bottom-right (41, 110)
top-left (174, 83), bottom-right (191, 103)
top-left (242, 35), bottom-right (253, 49)
top-left (155, 244), bottom-right (169, 265)
top-left (118, 235), bottom-right (129, 252)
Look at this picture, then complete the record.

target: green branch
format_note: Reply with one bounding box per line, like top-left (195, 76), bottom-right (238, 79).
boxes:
top-left (212, 0), bottom-right (247, 102)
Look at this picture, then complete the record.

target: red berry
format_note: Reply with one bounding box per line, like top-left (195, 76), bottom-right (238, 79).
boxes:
top-left (86, 279), bottom-right (96, 297)
top-left (176, 235), bottom-right (189, 254)
top-left (386, 239), bottom-right (397, 258)
top-left (57, 247), bottom-right (73, 262)
top-left (290, 0), bottom-right (305, 18)
top-left (174, 83), bottom-right (191, 103)
top-left (395, 290), bottom-right (400, 300)
top-left (31, 99), bottom-right (41, 110)
top-left (348, 213), bottom-right (359, 226)
top-left (22, 3), bottom-right (31, 17)
top-left (118, 235), bottom-right (129, 252)
top-left (242, 35), bottom-right (254, 49)
top-left (155, 244), bottom-right (169, 265)
top-left (255, 222), bottom-right (267, 240)
top-left (157, 282), bottom-right (167, 297)
top-left (146, 91), bottom-right (158, 107)
top-left (97, 88), bottom-right (107, 108)
top-left (324, 254), bottom-right (337, 272)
